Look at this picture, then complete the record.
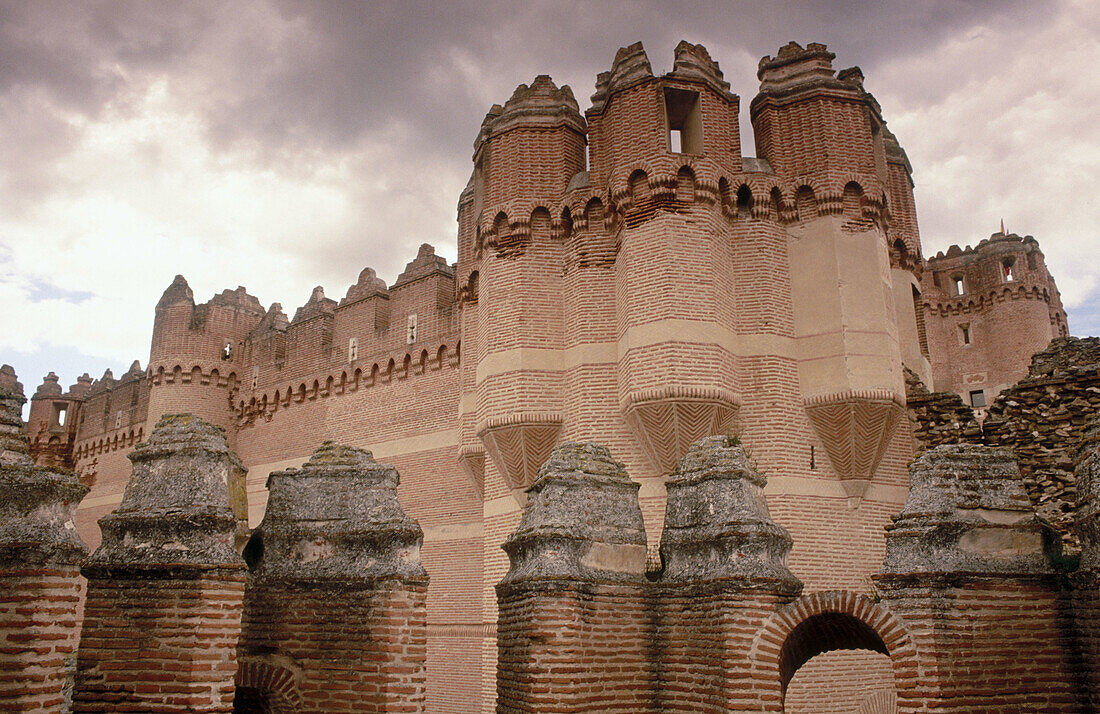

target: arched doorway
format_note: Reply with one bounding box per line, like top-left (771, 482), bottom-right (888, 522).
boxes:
top-left (750, 591), bottom-right (919, 713)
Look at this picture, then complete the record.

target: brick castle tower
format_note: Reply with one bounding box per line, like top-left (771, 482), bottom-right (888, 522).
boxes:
top-left (22, 41), bottom-right (1070, 711)
top-left (921, 230), bottom-right (1068, 409)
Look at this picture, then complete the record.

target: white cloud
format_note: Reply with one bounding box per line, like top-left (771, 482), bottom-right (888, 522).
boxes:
top-left (0, 73), bottom-right (462, 369)
top-left (874, 0), bottom-right (1100, 326)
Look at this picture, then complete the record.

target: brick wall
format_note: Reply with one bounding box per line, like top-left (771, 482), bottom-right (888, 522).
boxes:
top-left (73, 571), bottom-right (245, 713)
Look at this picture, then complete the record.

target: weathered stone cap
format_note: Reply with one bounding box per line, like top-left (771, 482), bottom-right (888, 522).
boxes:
top-left (659, 436), bottom-right (801, 593)
top-left (499, 442), bottom-right (647, 587)
top-left (1075, 415), bottom-right (1100, 571)
top-left (247, 442), bottom-right (426, 583)
top-left (880, 445), bottom-right (1059, 577)
top-left (0, 462), bottom-right (89, 567)
top-left (87, 414), bottom-right (242, 571)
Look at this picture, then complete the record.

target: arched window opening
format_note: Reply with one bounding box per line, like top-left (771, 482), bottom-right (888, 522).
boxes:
top-left (770, 187), bottom-right (783, 221)
top-left (494, 212), bottom-right (509, 243)
top-left (585, 198), bottom-right (604, 228)
top-left (630, 170), bottom-right (650, 203)
top-left (1002, 256), bottom-right (1016, 282)
top-left (736, 185), bottom-right (753, 216)
top-left (676, 166), bottom-right (695, 203)
top-left (467, 271), bottom-right (480, 304)
top-left (796, 186), bottom-right (817, 222)
top-left (560, 206), bottom-right (573, 238)
top-left (843, 181), bottom-right (864, 219)
top-left (531, 207), bottom-right (551, 241)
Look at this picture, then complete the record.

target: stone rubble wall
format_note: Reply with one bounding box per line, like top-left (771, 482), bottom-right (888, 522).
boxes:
top-left (907, 337), bottom-right (1100, 547)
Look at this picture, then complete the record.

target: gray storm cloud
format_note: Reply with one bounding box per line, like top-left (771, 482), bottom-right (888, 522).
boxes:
top-left (0, 0), bottom-right (1095, 392)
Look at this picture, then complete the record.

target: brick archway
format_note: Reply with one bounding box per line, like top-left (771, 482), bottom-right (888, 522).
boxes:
top-left (234, 658), bottom-right (302, 714)
top-left (749, 590), bottom-right (921, 712)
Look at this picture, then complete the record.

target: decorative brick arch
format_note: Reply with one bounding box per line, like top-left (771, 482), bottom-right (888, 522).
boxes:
top-left (234, 658), bottom-right (302, 714)
top-left (749, 590), bottom-right (920, 712)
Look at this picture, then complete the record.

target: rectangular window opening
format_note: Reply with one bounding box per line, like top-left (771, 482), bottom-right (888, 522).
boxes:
top-left (969, 389), bottom-right (987, 408)
top-left (54, 404), bottom-right (67, 427)
top-left (664, 87), bottom-right (702, 154)
top-left (959, 324), bottom-right (972, 345)
top-left (953, 276), bottom-right (965, 295)
top-left (348, 337), bottom-right (359, 363)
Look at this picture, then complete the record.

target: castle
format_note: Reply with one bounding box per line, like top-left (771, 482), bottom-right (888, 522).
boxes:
top-left (4, 40), bottom-right (1087, 713)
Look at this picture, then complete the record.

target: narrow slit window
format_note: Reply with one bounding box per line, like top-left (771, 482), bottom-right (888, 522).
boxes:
top-left (407, 314), bottom-right (418, 345)
top-left (953, 275), bottom-right (965, 295)
top-left (959, 324), bottom-right (972, 345)
top-left (348, 337), bottom-right (359, 363)
top-left (664, 87), bottom-right (702, 154)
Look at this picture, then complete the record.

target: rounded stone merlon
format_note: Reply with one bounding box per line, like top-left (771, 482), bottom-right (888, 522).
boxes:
top-left (87, 414), bottom-right (242, 571)
top-left (248, 441), bottom-right (426, 583)
top-left (658, 436), bottom-right (801, 592)
top-left (880, 444), bottom-right (1059, 578)
top-left (499, 442), bottom-right (647, 587)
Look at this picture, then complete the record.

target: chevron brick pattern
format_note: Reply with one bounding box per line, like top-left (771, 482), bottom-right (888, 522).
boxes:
top-left (803, 391), bottom-right (904, 486)
top-left (622, 387), bottom-right (738, 474)
top-left (457, 444), bottom-right (487, 499)
top-left (478, 414), bottom-right (563, 492)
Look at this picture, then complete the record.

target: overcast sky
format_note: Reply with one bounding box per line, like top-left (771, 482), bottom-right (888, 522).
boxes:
top-left (1, 0), bottom-right (1097, 404)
